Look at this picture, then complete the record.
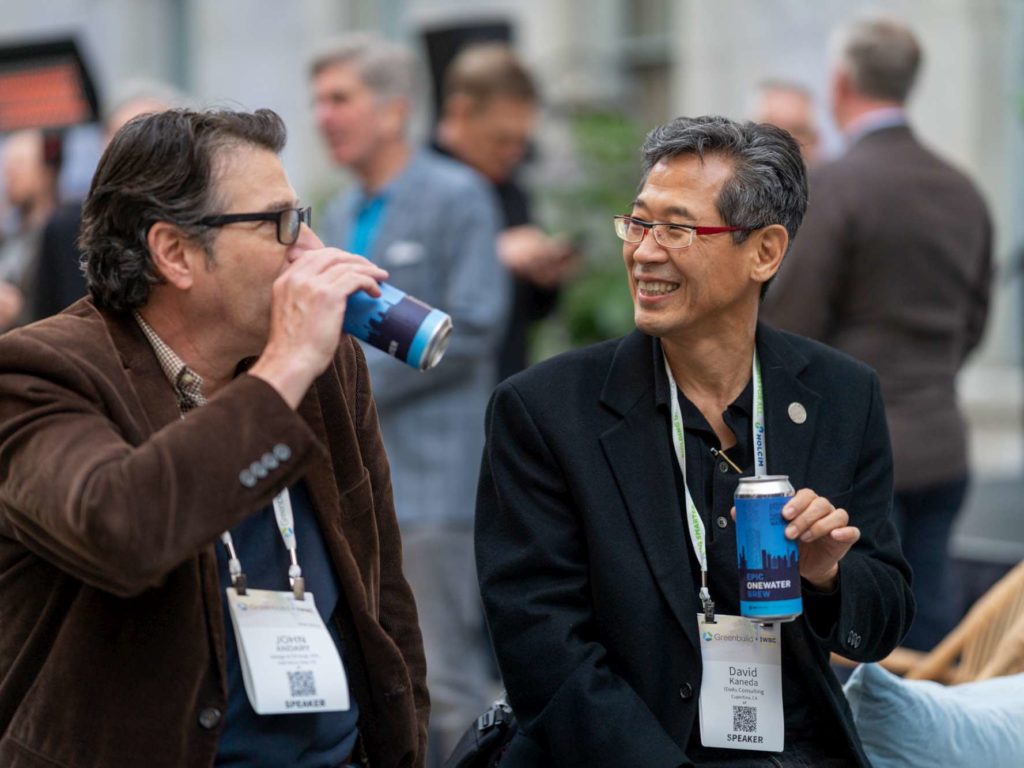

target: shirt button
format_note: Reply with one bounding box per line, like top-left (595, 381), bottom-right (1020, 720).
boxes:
top-left (716, 516), bottom-right (729, 529)
top-left (239, 469), bottom-right (256, 488)
top-left (261, 452), bottom-right (279, 470)
top-left (273, 443), bottom-right (292, 462)
top-left (198, 707), bottom-right (221, 729)
top-left (679, 683), bottom-right (694, 700)
top-left (718, 461), bottom-right (729, 473)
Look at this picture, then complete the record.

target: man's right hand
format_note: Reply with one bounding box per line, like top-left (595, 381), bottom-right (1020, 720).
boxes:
top-left (249, 235), bottom-right (388, 409)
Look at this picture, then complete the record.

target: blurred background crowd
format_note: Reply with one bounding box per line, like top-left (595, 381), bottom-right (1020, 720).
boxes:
top-left (2, 0), bottom-right (1022, 762)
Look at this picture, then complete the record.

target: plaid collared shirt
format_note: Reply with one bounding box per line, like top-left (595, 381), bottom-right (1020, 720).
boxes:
top-left (133, 312), bottom-right (207, 413)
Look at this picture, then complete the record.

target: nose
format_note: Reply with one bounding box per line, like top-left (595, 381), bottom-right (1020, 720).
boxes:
top-left (286, 223), bottom-right (323, 261)
top-left (630, 227), bottom-right (668, 265)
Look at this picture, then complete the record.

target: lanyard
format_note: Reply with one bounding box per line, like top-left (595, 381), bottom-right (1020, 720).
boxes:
top-left (159, 357), bottom-right (307, 601)
top-left (221, 489), bottom-right (306, 600)
top-left (664, 345), bottom-right (765, 620)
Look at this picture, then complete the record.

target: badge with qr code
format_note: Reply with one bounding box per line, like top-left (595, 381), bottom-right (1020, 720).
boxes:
top-left (226, 588), bottom-right (350, 714)
top-left (696, 614), bottom-right (784, 752)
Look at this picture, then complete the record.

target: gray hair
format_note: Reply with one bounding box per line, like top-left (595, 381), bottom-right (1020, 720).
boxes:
top-left (640, 116), bottom-right (808, 298)
top-left (832, 16), bottom-right (922, 103)
top-left (309, 33), bottom-right (415, 102)
top-left (80, 108), bottom-right (287, 312)
top-left (641, 115), bottom-right (808, 246)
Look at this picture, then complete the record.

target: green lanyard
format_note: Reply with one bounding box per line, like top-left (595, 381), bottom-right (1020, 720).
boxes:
top-left (664, 345), bottom-right (765, 619)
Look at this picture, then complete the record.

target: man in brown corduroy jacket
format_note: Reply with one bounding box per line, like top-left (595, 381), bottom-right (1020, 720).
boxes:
top-left (0, 108), bottom-right (428, 768)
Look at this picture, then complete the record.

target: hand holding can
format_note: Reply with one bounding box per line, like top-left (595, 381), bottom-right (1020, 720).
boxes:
top-left (734, 475), bottom-right (802, 622)
top-left (779, 488), bottom-right (859, 591)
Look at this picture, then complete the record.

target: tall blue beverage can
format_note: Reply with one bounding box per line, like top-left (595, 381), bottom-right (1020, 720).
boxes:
top-left (343, 283), bottom-right (453, 370)
top-left (734, 475), bottom-right (802, 622)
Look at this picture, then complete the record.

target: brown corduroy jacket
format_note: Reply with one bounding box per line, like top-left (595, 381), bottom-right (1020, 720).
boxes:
top-left (0, 299), bottom-right (428, 768)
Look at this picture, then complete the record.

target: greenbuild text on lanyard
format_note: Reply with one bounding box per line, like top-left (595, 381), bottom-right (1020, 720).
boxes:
top-left (221, 491), bottom-right (306, 600)
top-left (664, 345), bottom-right (765, 622)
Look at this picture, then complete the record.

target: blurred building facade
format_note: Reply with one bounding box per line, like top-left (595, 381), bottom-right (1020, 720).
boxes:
top-left (3, 0), bottom-right (1022, 567)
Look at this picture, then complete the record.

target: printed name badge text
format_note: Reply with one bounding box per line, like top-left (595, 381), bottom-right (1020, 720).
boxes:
top-left (697, 614), bottom-right (784, 752)
top-left (227, 588), bottom-right (350, 715)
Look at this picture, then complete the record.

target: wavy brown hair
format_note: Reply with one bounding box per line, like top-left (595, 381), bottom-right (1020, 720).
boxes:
top-left (79, 108), bottom-right (286, 312)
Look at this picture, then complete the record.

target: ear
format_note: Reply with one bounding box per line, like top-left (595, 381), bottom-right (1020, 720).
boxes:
top-left (748, 224), bottom-right (789, 286)
top-left (831, 67), bottom-right (853, 105)
top-left (147, 221), bottom-right (201, 290)
top-left (443, 92), bottom-right (476, 121)
top-left (381, 97), bottom-right (411, 138)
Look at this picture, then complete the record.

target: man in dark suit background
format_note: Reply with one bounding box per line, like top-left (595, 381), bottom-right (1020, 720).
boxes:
top-left (761, 16), bottom-right (992, 651)
top-left (433, 42), bottom-right (577, 381)
top-left (476, 115), bottom-right (913, 767)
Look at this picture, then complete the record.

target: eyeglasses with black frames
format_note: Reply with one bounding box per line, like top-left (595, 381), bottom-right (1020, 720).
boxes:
top-left (199, 206), bottom-right (312, 246)
top-left (612, 215), bottom-right (749, 250)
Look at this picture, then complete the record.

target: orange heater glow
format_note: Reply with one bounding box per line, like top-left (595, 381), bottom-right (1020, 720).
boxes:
top-left (0, 39), bottom-right (99, 133)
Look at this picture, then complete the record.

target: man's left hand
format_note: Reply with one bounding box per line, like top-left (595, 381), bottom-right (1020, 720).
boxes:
top-left (781, 489), bottom-right (859, 590)
top-left (732, 489), bottom-right (859, 592)
top-left (498, 226), bottom-right (578, 288)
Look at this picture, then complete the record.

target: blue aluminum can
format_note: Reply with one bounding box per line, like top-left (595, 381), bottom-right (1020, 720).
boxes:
top-left (734, 475), bottom-right (802, 622)
top-left (343, 283), bottom-right (453, 370)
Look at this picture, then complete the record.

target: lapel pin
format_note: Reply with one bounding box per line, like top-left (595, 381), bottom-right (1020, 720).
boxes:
top-left (787, 402), bottom-right (807, 424)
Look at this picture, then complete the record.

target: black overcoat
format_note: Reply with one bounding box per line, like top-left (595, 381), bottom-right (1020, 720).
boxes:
top-left (475, 324), bottom-right (914, 767)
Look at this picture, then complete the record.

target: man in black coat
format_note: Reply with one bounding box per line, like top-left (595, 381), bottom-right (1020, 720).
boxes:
top-left (475, 115), bottom-right (913, 767)
top-left (761, 17), bottom-right (992, 651)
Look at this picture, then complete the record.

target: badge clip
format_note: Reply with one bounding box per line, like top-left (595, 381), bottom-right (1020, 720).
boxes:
top-left (703, 597), bottom-right (716, 624)
top-left (291, 575), bottom-right (305, 601)
top-left (233, 572), bottom-right (248, 596)
top-left (699, 582), bottom-right (716, 624)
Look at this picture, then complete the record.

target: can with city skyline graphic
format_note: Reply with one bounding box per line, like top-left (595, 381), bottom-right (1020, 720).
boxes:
top-left (343, 283), bottom-right (453, 371)
top-left (734, 475), bottom-right (802, 622)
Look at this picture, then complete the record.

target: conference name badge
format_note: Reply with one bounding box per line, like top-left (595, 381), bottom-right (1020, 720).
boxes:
top-left (226, 588), bottom-right (350, 715)
top-left (697, 614), bottom-right (784, 752)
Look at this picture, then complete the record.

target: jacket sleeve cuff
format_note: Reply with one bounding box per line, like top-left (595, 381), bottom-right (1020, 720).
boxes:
top-left (801, 572), bottom-right (841, 641)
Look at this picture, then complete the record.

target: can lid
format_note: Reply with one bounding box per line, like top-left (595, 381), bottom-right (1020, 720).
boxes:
top-left (737, 475), bottom-right (790, 483)
top-left (420, 316), bottom-right (453, 370)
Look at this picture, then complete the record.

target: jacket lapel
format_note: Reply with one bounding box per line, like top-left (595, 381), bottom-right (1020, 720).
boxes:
top-left (102, 306), bottom-right (186, 435)
top-left (756, 323), bottom-right (820, 488)
top-left (297, 387), bottom-right (342, 526)
top-left (599, 331), bottom-right (701, 654)
top-left (297, 377), bottom-right (374, 616)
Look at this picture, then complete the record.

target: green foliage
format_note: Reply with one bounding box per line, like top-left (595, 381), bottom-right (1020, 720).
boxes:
top-left (531, 110), bottom-right (647, 360)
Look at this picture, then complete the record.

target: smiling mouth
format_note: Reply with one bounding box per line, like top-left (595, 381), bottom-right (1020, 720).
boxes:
top-left (637, 279), bottom-right (680, 296)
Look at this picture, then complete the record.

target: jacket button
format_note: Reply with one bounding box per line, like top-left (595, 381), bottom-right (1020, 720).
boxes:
top-left (718, 461), bottom-right (729, 473)
top-left (273, 443), bottom-right (292, 461)
top-left (716, 516), bottom-right (729, 529)
top-left (198, 707), bottom-right (222, 729)
top-left (679, 683), bottom-right (694, 700)
top-left (239, 469), bottom-right (256, 488)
